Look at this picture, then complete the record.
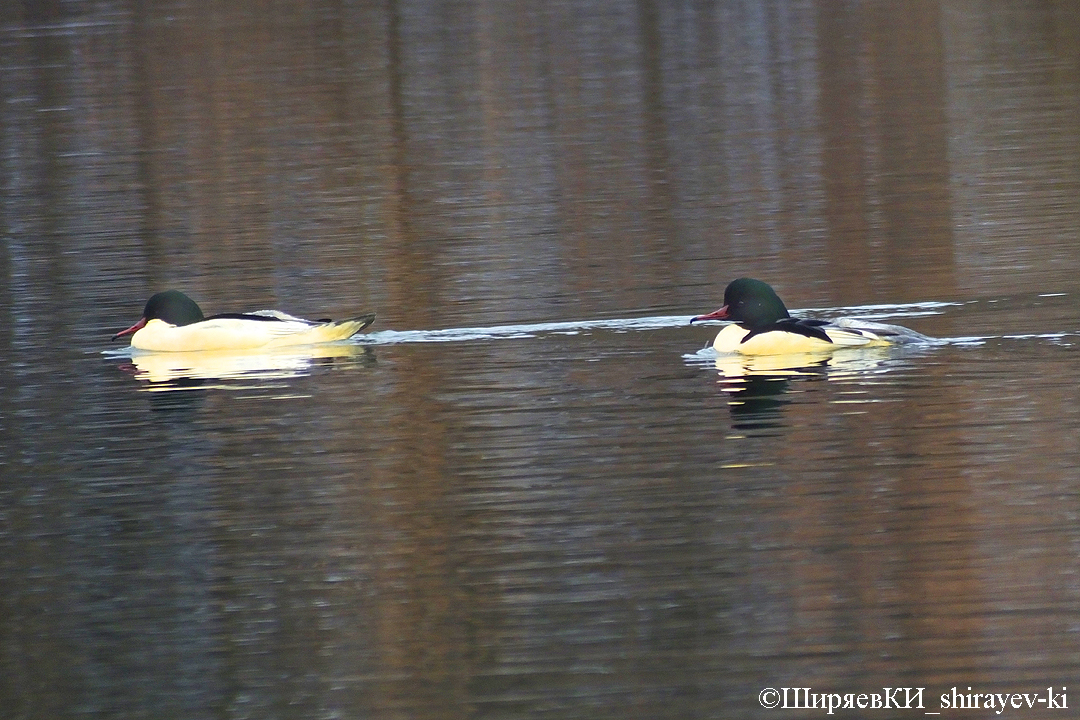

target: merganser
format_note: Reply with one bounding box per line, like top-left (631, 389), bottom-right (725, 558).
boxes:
top-left (112, 290), bottom-right (375, 352)
top-left (691, 278), bottom-right (927, 355)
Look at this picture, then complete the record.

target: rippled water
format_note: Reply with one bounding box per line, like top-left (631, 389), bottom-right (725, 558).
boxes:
top-left (4, 1), bottom-right (1080, 718)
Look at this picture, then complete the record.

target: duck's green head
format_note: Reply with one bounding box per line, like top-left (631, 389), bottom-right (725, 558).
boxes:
top-left (691, 278), bottom-right (791, 330)
top-left (142, 290), bottom-right (205, 326)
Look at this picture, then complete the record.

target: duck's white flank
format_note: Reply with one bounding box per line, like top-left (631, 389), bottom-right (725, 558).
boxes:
top-left (712, 323), bottom-right (890, 355)
top-left (130, 317), bottom-right (370, 352)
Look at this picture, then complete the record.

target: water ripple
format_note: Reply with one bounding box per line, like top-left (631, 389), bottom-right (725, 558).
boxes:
top-left (360, 301), bottom-right (962, 346)
top-left (361, 315), bottom-right (690, 345)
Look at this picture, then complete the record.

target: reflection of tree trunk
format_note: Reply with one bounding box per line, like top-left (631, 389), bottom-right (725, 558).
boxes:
top-left (386, 0), bottom-right (409, 244)
top-left (816, 7), bottom-right (970, 682)
top-left (817, 0), bottom-right (873, 303)
top-left (374, 10), bottom-right (464, 710)
top-left (818, 0), bottom-right (955, 303)
top-left (130, 0), bottom-right (165, 284)
top-left (870, 0), bottom-right (955, 300)
top-left (637, 1), bottom-right (673, 223)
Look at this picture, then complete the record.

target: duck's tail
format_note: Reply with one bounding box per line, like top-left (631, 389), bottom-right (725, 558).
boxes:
top-left (264, 312), bottom-right (376, 348)
top-left (831, 318), bottom-right (934, 345)
top-left (323, 313), bottom-right (377, 341)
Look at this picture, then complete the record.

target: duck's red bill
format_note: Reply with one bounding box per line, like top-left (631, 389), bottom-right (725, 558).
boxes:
top-left (691, 306), bottom-right (730, 323)
top-left (112, 317), bottom-right (147, 341)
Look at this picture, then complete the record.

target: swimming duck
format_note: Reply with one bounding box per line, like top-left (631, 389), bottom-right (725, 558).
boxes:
top-left (691, 278), bottom-right (925, 355)
top-left (112, 290), bottom-right (375, 352)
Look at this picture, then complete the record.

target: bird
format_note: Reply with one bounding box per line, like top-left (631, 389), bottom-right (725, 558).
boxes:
top-left (112, 290), bottom-right (375, 352)
top-left (691, 278), bottom-right (927, 355)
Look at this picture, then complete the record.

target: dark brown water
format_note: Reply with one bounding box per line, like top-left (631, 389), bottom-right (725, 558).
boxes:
top-left (3, 2), bottom-right (1080, 718)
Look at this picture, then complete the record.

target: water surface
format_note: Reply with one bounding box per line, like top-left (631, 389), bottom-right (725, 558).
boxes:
top-left (3, 1), bottom-right (1080, 718)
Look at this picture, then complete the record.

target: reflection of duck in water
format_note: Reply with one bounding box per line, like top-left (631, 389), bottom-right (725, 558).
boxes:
top-left (119, 343), bottom-right (376, 389)
top-left (692, 278), bottom-right (928, 355)
top-left (722, 373), bottom-right (796, 431)
top-left (712, 355), bottom-right (833, 431)
top-left (113, 290), bottom-right (375, 352)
